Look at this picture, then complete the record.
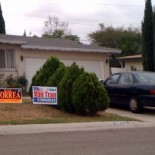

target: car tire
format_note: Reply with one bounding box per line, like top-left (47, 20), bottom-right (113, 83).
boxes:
top-left (129, 97), bottom-right (142, 113)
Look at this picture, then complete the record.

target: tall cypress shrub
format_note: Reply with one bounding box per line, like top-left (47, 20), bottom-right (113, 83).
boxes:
top-left (142, 0), bottom-right (154, 71)
top-left (153, 8), bottom-right (155, 71)
top-left (0, 4), bottom-right (6, 34)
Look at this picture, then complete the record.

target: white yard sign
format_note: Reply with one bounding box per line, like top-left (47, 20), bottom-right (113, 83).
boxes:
top-left (33, 86), bottom-right (57, 105)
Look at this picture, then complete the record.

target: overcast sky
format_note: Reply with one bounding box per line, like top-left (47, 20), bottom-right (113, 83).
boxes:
top-left (1, 0), bottom-right (155, 43)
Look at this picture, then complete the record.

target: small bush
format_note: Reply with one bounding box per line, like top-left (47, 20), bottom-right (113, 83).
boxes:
top-left (5, 74), bottom-right (28, 95)
top-left (58, 62), bottom-right (84, 113)
top-left (72, 72), bottom-right (110, 116)
top-left (0, 73), bottom-right (5, 87)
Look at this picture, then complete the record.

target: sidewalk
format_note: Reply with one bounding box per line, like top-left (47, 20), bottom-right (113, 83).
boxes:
top-left (0, 121), bottom-right (155, 135)
top-left (107, 107), bottom-right (155, 123)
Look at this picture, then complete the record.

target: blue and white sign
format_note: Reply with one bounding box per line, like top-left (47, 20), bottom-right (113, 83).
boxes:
top-left (33, 86), bottom-right (57, 105)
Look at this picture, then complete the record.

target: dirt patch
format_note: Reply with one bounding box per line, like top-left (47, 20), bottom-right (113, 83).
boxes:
top-left (0, 99), bottom-right (62, 121)
top-left (0, 99), bottom-right (136, 125)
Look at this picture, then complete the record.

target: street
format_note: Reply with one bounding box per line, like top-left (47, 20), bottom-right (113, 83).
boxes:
top-left (1, 106), bottom-right (155, 155)
top-left (0, 127), bottom-right (155, 155)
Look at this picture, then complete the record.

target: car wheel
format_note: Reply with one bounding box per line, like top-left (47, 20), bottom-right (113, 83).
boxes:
top-left (129, 98), bottom-right (142, 113)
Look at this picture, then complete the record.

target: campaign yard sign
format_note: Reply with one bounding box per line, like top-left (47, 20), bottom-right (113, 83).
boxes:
top-left (0, 88), bottom-right (22, 104)
top-left (33, 86), bottom-right (57, 105)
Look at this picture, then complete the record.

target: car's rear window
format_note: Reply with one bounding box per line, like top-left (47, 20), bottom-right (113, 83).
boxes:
top-left (136, 72), bottom-right (155, 83)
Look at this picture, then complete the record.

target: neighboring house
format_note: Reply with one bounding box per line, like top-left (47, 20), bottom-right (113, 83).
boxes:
top-left (0, 34), bottom-right (120, 89)
top-left (117, 54), bottom-right (143, 71)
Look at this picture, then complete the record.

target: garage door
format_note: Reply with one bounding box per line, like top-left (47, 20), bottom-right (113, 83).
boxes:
top-left (25, 58), bottom-right (47, 88)
top-left (61, 59), bottom-right (104, 80)
top-left (25, 58), bottom-right (104, 89)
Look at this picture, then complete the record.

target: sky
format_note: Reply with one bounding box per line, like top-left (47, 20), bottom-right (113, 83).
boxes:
top-left (1, 0), bottom-right (155, 44)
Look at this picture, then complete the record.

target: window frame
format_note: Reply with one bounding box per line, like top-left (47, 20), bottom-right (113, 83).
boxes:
top-left (0, 48), bottom-right (16, 70)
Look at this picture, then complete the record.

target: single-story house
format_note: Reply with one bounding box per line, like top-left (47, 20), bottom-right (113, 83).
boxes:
top-left (0, 34), bottom-right (121, 88)
top-left (117, 54), bottom-right (143, 71)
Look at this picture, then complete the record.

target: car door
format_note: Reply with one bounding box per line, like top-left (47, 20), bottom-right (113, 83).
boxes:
top-left (114, 73), bottom-right (133, 105)
top-left (104, 73), bottom-right (120, 103)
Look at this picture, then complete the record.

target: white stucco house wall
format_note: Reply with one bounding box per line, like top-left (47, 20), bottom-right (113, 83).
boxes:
top-left (117, 54), bottom-right (143, 71)
top-left (0, 34), bottom-right (121, 89)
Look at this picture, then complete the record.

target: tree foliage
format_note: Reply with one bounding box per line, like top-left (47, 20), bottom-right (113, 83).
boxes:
top-left (88, 25), bottom-right (141, 57)
top-left (153, 7), bottom-right (155, 70)
top-left (42, 15), bottom-right (80, 42)
top-left (29, 57), bottom-right (63, 96)
top-left (72, 72), bottom-right (110, 116)
top-left (0, 4), bottom-right (6, 34)
top-left (47, 64), bottom-right (66, 87)
top-left (58, 63), bottom-right (84, 113)
top-left (142, 0), bottom-right (154, 71)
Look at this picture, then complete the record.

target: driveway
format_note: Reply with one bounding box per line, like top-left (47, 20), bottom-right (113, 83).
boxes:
top-left (107, 106), bottom-right (155, 123)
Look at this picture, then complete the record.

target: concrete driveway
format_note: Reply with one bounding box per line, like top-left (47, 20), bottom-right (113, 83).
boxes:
top-left (107, 106), bottom-right (155, 123)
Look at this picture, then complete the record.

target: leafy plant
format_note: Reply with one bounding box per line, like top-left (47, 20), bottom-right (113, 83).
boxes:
top-left (5, 74), bottom-right (28, 95)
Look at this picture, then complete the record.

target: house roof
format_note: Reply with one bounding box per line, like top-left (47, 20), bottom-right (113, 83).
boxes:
top-left (117, 54), bottom-right (142, 60)
top-left (0, 34), bottom-right (121, 54)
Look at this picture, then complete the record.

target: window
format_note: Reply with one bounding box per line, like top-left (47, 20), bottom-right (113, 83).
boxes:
top-left (106, 74), bottom-right (120, 84)
top-left (118, 73), bottom-right (133, 85)
top-left (0, 49), bottom-right (15, 69)
top-left (137, 72), bottom-right (155, 83)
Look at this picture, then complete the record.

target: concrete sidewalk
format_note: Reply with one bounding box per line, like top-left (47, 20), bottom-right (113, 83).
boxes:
top-left (0, 121), bottom-right (155, 135)
top-left (107, 107), bottom-right (155, 123)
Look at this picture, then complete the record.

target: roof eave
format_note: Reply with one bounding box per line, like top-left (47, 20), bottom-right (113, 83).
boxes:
top-left (0, 39), bottom-right (27, 45)
top-left (21, 45), bottom-right (121, 54)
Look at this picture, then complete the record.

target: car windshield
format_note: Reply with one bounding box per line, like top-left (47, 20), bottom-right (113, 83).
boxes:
top-left (136, 72), bottom-right (155, 83)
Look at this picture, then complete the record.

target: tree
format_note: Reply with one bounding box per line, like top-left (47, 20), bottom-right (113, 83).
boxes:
top-left (23, 30), bottom-right (27, 37)
top-left (153, 7), bottom-right (155, 70)
top-left (0, 4), bottom-right (6, 34)
top-left (43, 15), bottom-right (69, 36)
top-left (42, 15), bottom-right (80, 42)
top-left (88, 25), bottom-right (141, 57)
top-left (64, 34), bottom-right (80, 43)
top-left (142, 0), bottom-right (154, 71)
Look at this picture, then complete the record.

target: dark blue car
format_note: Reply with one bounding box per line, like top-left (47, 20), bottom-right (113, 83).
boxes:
top-left (101, 71), bottom-right (155, 113)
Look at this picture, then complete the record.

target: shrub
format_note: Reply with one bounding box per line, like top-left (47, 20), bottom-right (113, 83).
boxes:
top-left (29, 69), bottom-right (41, 97)
top-left (58, 62), bottom-right (84, 113)
top-left (72, 72), bottom-right (110, 115)
top-left (0, 73), bottom-right (5, 87)
top-left (5, 74), bottom-right (28, 95)
top-left (29, 57), bottom-right (63, 96)
top-left (47, 64), bottom-right (66, 87)
top-left (37, 57), bottom-right (63, 86)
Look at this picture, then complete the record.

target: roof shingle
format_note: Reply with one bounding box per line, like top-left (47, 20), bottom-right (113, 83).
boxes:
top-left (0, 34), bottom-right (121, 54)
